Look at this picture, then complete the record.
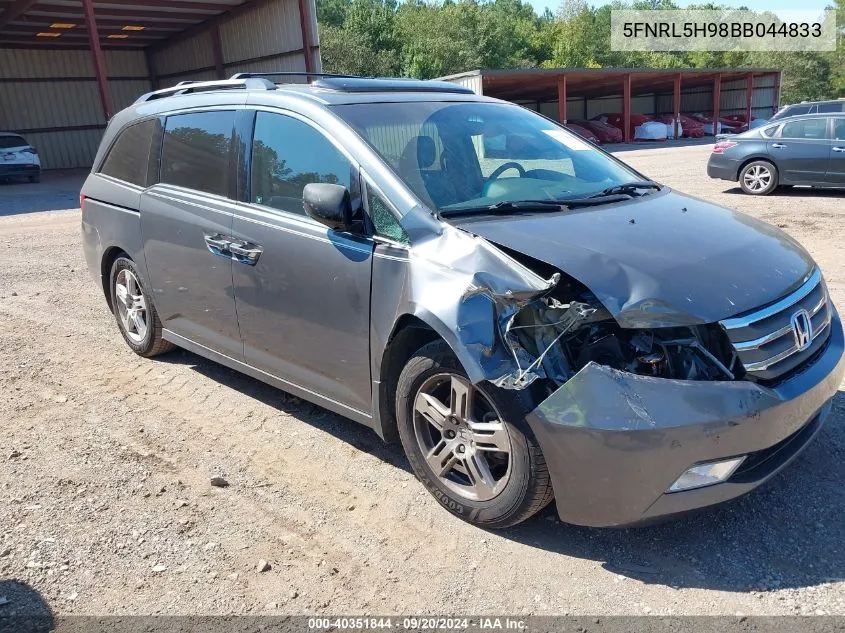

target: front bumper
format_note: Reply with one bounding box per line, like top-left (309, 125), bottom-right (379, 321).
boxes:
top-left (526, 308), bottom-right (845, 527)
top-left (706, 155), bottom-right (739, 181)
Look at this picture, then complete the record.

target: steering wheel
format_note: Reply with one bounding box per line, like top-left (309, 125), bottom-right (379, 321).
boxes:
top-left (486, 161), bottom-right (525, 184)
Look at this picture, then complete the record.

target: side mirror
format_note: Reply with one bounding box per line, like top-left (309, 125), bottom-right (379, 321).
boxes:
top-left (303, 183), bottom-right (351, 230)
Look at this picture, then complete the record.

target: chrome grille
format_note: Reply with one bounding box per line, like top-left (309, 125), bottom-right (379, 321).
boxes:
top-left (720, 269), bottom-right (832, 382)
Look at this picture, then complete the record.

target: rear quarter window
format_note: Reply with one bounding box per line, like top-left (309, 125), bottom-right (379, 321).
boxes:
top-left (818, 102), bottom-right (844, 114)
top-left (160, 110), bottom-right (235, 197)
top-left (99, 118), bottom-right (161, 187)
top-left (781, 118), bottom-right (828, 139)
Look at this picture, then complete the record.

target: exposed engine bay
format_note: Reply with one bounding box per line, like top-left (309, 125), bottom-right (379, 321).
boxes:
top-left (495, 276), bottom-right (741, 392)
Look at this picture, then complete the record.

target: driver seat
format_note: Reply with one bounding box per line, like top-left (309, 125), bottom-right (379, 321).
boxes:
top-left (399, 136), bottom-right (458, 208)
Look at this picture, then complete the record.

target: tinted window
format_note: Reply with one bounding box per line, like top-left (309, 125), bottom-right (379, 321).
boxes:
top-left (250, 112), bottom-right (353, 215)
top-left (0, 135), bottom-right (27, 149)
top-left (781, 118), bottom-right (828, 139)
top-left (818, 102), bottom-right (844, 114)
top-left (368, 188), bottom-right (408, 243)
top-left (786, 105), bottom-right (811, 117)
top-left (833, 119), bottom-right (845, 141)
top-left (160, 111), bottom-right (235, 196)
top-left (100, 119), bottom-right (159, 186)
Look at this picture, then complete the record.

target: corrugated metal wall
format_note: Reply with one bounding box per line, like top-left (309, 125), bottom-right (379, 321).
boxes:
top-left (152, 0), bottom-right (320, 88)
top-left (447, 74), bottom-right (484, 95)
top-left (446, 71), bottom-right (779, 125)
top-left (0, 0), bottom-right (319, 170)
top-left (0, 49), bottom-right (151, 169)
top-left (529, 76), bottom-right (777, 123)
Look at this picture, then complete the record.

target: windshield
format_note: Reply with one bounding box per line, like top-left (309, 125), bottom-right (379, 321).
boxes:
top-left (331, 102), bottom-right (643, 212)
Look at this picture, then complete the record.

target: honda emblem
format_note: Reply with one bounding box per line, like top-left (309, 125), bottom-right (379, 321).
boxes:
top-left (790, 309), bottom-right (813, 352)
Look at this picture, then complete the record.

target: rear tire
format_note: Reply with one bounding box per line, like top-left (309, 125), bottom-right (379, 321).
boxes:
top-left (28, 174), bottom-right (40, 184)
top-left (109, 256), bottom-right (174, 357)
top-left (739, 160), bottom-right (777, 195)
top-left (395, 339), bottom-right (554, 528)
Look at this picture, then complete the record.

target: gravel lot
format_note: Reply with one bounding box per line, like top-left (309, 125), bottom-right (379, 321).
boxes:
top-left (1, 143), bottom-right (844, 617)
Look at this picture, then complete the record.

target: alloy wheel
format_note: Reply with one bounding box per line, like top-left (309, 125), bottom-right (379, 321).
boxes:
top-left (114, 268), bottom-right (148, 343)
top-left (743, 165), bottom-right (772, 192)
top-left (413, 373), bottom-right (512, 502)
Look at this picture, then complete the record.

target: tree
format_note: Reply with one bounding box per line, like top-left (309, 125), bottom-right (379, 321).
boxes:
top-left (316, 0), bottom-right (843, 102)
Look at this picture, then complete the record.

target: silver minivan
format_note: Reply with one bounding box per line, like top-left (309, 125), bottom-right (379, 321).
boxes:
top-left (82, 74), bottom-right (845, 528)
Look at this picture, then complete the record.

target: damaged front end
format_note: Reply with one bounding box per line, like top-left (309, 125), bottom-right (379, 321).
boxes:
top-left (493, 271), bottom-right (741, 393)
top-left (415, 232), bottom-right (844, 527)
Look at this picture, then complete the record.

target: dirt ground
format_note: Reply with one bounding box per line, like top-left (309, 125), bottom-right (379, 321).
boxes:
top-left (1, 144), bottom-right (844, 617)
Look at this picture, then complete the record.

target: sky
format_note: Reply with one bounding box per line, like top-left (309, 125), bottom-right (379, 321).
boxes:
top-left (524, 0), bottom-right (832, 17)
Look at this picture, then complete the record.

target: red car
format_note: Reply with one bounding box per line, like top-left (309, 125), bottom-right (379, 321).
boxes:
top-left (573, 119), bottom-right (623, 144)
top-left (564, 122), bottom-right (599, 144)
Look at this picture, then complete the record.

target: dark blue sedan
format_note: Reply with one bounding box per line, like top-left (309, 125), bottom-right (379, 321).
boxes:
top-left (707, 113), bottom-right (845, 195)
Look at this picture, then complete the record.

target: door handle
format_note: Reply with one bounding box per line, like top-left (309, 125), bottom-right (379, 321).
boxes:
top-left (771, 143), bottom-right (787, 149)
top-left (833, 147), bottom-right (845, 153)
top-left (204, 234), bottom-right (231, 256)
top-left (228, 242), bottom-right (263, 265)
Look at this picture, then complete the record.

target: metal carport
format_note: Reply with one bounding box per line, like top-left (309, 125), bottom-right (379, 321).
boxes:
top-left (0, 0), bottom-right (319, 168)
top-left (441, 68), bottom-right (782, 143)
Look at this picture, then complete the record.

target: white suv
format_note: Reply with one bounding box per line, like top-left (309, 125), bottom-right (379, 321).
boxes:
top-left (0, 132), bottom-right (41, 183)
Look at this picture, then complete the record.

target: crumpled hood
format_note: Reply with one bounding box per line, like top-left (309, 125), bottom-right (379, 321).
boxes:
top-left (450, 189), bottom-right (815, 328)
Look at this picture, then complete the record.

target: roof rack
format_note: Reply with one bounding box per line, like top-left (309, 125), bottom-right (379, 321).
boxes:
top-left (310, 76), bottom-right (475, 94)
top-left (231, 72), bottom-right (473, 94)
top-left (229, 71), bottom-right (358, 81)
top-left (134, 77), bottom-right (276, 104)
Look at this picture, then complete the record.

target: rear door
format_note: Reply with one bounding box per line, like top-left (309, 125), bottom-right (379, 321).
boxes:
top-left (230, 109), bottom-right (374, 415)
top-left (828, 117), bottom-right (845, 184)
top-left (140, 109), bottom-right (243, 359)
top-left (768, 117), bottom-right (831, 183)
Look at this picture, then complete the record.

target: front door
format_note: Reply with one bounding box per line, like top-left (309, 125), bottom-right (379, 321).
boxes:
top-left (141, 109), bottom-right (242, 359)
top-left (769, 117), bottom-right (831, 183)
top-left (231, 110), bottom-right (374, 415)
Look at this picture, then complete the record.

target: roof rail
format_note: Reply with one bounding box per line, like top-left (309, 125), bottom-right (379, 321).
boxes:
top-left (134, 77), bottom-right (277, 104)
top-left (231, 72), bottom-right (475, 95)
top-left (229, 71), bottom-right (358, 81)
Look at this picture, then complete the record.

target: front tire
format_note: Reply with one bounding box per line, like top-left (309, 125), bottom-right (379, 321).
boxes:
top-left (739, 160), bottom-right (777, 195)
top-left (395, 340), bottom-right (553, 528)
top-left (109, 256), bottom-right (174, 357)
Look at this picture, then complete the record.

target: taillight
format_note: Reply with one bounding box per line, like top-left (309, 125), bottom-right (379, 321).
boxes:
top-left (80, 194), bottom-right (85, 211)
top-left (713, 140), bottom-right (737, 154)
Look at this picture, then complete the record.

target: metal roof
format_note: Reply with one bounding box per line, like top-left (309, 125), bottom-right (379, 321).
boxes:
top-left (0, 0), bottom-right (256, 49)
top-left (441, 67), bottom-right (782, 101)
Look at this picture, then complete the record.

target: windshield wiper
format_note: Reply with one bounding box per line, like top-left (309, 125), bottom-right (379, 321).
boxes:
top-left (439, 200), bottom-right (567, 217)
top-left (589, 180), bottom-right (661, 198)
top-left (439, 195), bottom-right (638, 218)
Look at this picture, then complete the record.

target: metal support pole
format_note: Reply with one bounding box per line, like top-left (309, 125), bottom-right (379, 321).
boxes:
top-left (712, 73), bottom-right (721, 137)
top-left (745, 73), bottom-right (753, 127)
top-left (772, 72), bottom-right (781, 116)
top-left (673, 73), bottom-right (681, 140)
top-left (297, 0), bottom-right (313, 74)
top-left (145, 48), bottom-right (158, 91)
top-left (623, 74), bottom-right (631, 143)
top-left (81, 0), bottom-right (113, 120)
top-left (557, 75), bottom-right (567, 124)
top-left (210, 24), bottom-right (225, 79)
